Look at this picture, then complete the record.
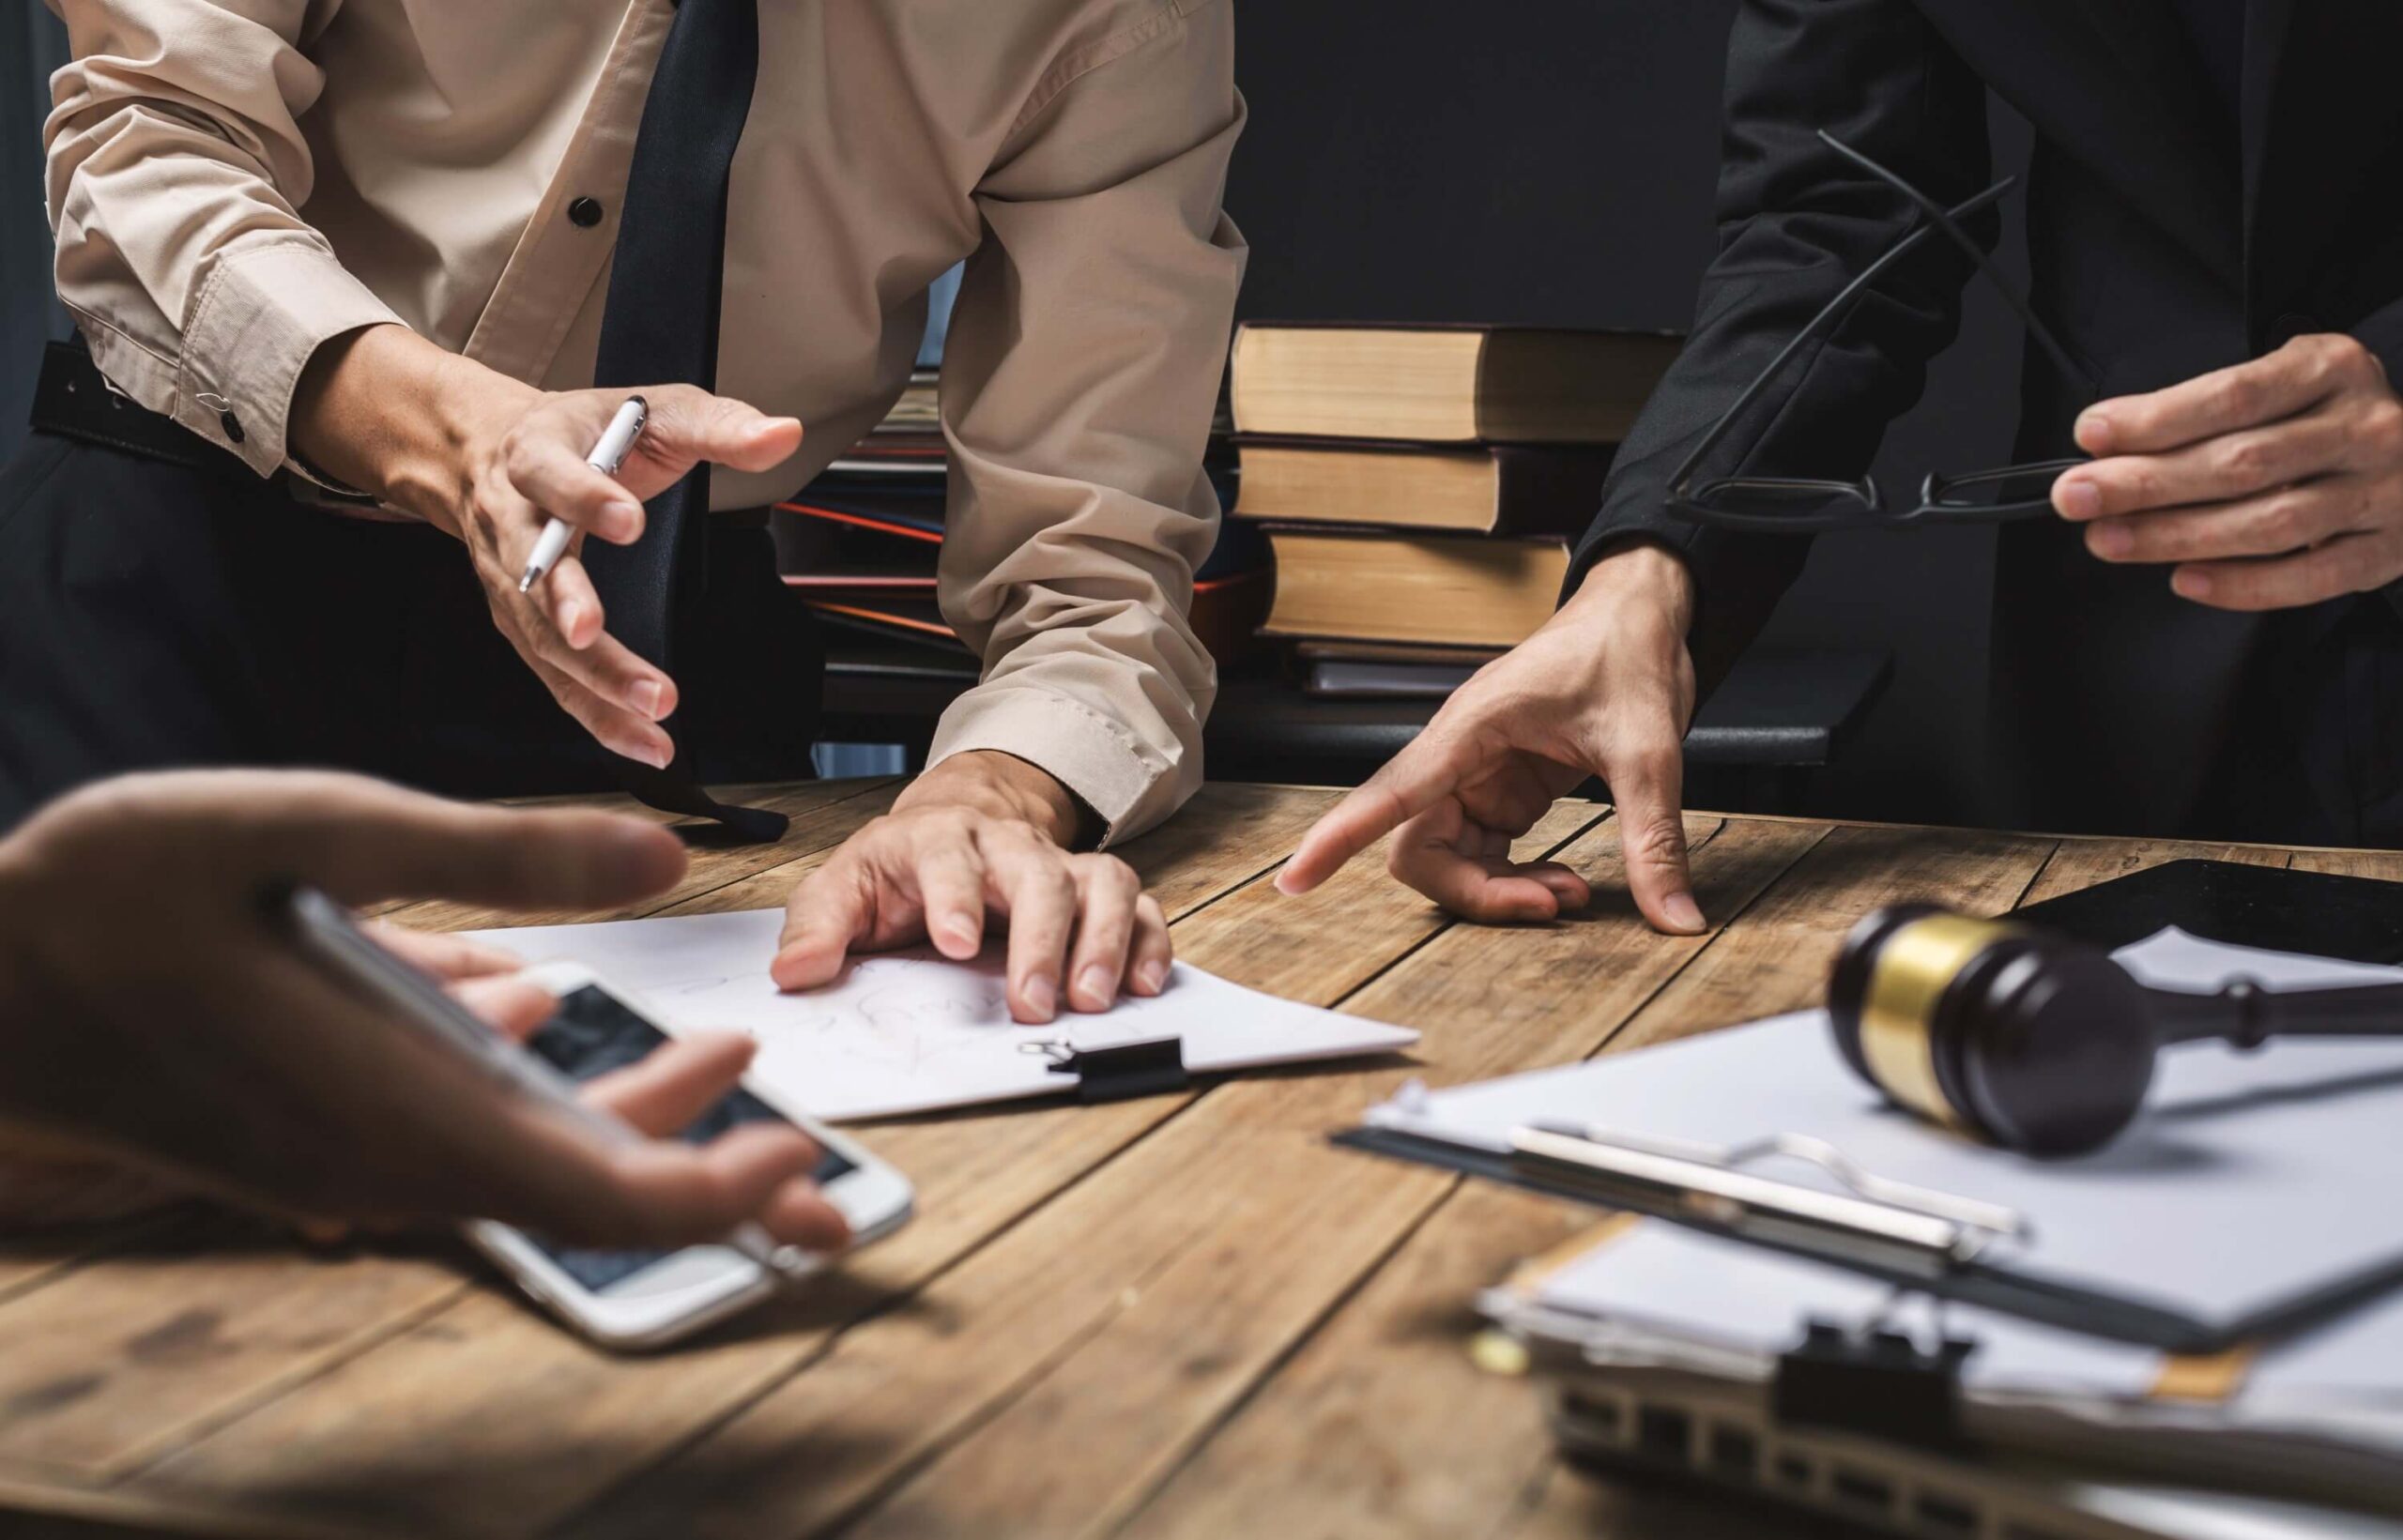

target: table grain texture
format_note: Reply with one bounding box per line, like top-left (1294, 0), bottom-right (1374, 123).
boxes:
top-left (0, 779), bottom-right (2387, 1540)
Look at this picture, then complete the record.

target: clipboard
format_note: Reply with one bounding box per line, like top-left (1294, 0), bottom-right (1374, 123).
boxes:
top-left (1337, 1109), bottom-right (2403, 1351)
top-left (1337, 903), bottom-right (2403, 1353)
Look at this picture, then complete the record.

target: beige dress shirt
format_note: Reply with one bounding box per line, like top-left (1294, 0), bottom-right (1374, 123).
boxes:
top-left (41, 0), bottom-right (1247, 841)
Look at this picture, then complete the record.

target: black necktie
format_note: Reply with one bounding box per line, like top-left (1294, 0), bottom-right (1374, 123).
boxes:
top-left (584, 0), bottom-right (788, 844)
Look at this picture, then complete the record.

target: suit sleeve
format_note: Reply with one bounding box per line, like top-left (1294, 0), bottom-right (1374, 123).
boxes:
top-left (1566, 0), bottom-right (1996, 686)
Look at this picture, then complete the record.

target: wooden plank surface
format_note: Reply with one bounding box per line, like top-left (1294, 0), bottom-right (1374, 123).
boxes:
top-left (0, 784), bottom-right (2391, 1540)
top-left (1109, 816), bottom-right (2052, 1540)
top-left (125, 793), bottom-right (1582, 1539)
top-left (1605, 824), bottom-right (2057, 1054)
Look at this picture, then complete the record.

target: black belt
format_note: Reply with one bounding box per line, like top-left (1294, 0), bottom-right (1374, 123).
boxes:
top-left (30, 339), bottom-right (236, 473)
top-left (26, 338), bottom-right (770, 528)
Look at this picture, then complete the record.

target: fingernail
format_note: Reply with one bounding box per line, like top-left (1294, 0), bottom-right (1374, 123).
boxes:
top-left (938, 916), bottom-right (979, 954)
top-left (1662, 892), bottom-right (1707, 933)
top-left (629, 679), bottom-right (666, 719)
top-left (2172, 569), bottom-right (2213, 601)
top-left (558, 601), bottom-right (584, 637)
top-left (2089, 521), bottom-right (2134, 558)
top-left (1139, 959), bottom-right (1171, 994)
top-left (1076, 966), bottom-right (1115, 1008)
top-left (607, 499), bottom-right (644, 541)
top-left (641, 739), bottom-right (671, 770)
top-left (1023, 975), bottom-right (1057, 1020)
top-left (2077, 411), bottom-right (2115, 453)
top-left (2057, 479), bottom-right (2102, 520)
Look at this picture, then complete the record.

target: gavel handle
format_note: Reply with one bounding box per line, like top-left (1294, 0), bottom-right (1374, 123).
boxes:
top-left (2150, 979), bottom-right (2403, 1049)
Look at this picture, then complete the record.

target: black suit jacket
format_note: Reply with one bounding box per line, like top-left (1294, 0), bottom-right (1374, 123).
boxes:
top-left (1577, 0), bottom-right (2403, 838)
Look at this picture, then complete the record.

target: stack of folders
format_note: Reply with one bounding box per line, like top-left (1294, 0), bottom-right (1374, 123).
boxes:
top-left (1226, 322), bottom-right (1679, 697)
top-left (1342, 927), bottom-right (2403, 1540)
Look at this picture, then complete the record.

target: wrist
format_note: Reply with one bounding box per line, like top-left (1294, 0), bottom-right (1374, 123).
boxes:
top-left (896, 751), bottom-right (1085, 846)
top-left (1565, 539), bottom-right (1697, 634)
top-left (289, 324), bottom-right (538, 537)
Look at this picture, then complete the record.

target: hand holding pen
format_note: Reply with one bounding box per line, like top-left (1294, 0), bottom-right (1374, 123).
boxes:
top-left (520, 395), bottom-right (650, 592)
top-left (438, 376), bottom-right (802, 770)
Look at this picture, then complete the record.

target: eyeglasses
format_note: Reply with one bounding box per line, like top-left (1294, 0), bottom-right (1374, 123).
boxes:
top-left (1665, 131), bottom-right (2101, 534)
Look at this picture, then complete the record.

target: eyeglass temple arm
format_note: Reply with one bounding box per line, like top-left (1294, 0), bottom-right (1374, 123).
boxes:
top-left (1815, 130), bottom-right (2101, 395)
top-left (1668, 176), bottom-right (2017, 502)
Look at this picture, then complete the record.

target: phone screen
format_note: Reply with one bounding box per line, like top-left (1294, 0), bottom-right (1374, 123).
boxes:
top-left (519, 983), bottom-right (854, 1291)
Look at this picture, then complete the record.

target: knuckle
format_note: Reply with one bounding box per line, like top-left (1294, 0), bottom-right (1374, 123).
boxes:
top-left (498, 427), bottom-right (541, 484)
top-left (2363, 401), bottom-right (2403, 455)
top-left (2219, 435), bottom-right (2269, 480)
top-left (2263, 491), bottom-right (2323, 548)
top-left (2321, 332), bottom-right (2373, 377)
top-left (1627, 811), bottom-right (1690, 868)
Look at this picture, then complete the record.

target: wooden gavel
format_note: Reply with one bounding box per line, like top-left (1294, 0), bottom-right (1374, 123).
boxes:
top-left (1827, 904), bottom-right (2403, 1154)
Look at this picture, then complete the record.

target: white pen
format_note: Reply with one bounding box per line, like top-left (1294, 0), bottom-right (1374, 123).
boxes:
top-left (518, 395), bottom-right (650, 593)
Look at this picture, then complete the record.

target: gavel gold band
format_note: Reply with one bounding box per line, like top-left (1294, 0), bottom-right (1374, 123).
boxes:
top-left (1859, 913), bottom-right (2022, 1130)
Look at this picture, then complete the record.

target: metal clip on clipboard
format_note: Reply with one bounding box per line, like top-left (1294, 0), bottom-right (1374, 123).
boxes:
top-left (1497, 1122), bottom-right (2012, 1452)
top-left (1504, 1122), bottom-right (2030, 1274)
top-left (1023, 1037), bottom-right (1190, 1104)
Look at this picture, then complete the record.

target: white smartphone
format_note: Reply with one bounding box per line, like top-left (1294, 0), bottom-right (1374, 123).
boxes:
top-left (467, 961), bottom-right (915, 1349)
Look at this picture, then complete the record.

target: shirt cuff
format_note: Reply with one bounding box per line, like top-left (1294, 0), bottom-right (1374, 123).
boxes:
top-left (925, 682), bottom-right (1188, 848)
top-left (175, 243), bottom-right (404, 478)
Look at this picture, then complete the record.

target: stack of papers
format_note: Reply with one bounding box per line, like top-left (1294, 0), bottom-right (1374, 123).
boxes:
top-left (1492, 1221), bottom-right (2403, 1510)
top-left (470, 907), bottom-right (1418, 1121)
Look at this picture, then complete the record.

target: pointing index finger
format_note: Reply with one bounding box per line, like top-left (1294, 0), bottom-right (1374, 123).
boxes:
top-left (1277, 731), bottom-right (1478, 895)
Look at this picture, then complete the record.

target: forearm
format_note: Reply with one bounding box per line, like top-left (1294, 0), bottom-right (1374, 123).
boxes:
top-left (289, 325), bottom-right (538, 533)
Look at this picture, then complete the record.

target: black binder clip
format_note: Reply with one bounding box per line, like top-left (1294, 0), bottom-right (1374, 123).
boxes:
top-left (1771, 1318), bottom-right (1978, 1453)
top-left (1024, 1037), bottom-right (1189, 1104)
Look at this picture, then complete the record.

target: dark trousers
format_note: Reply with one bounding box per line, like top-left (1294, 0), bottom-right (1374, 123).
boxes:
top-left (2191, 598), bottom-right (2403, 850)
top-left (0, 432), bottom-right (821, 831)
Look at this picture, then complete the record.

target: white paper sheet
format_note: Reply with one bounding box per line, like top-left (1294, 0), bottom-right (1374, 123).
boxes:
top-left (469, 907), bottom-right (1417, 1121)
top-left (1370, 927), bottom-right (2403, 1335)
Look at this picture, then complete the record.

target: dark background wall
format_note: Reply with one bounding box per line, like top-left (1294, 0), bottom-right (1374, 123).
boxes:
top-left (1226, 0), bottom-right (2036, 828)
top-left (2, 9), bottom-right (69, 447)
top-left (0, 1), bottom-right (2034, 828)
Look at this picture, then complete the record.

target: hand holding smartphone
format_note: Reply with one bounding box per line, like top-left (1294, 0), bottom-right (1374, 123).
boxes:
top-left (281, 889), bottom-right (913, 1348)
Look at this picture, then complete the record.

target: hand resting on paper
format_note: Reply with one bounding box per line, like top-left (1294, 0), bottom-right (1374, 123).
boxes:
top-left (0, 770), bottom-right (846, 1251)
top-left (773, 751), bottom-right (1171, 1025)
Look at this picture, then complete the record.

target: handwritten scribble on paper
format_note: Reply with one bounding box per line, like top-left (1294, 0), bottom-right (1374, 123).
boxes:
top-left (468, 909), bottom-right (1418, 1121)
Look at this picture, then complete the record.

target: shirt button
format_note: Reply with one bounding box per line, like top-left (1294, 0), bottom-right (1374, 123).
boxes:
top-left (568, 196), bottom-right (605, 228)
top-left (219, 409), bottom-right (245, 444)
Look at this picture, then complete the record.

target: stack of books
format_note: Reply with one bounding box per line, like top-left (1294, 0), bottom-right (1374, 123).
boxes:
top-left (824, 368), bottom-right (945, 480)
top-left (776, 384), bottom-right (1268, 676)
top-left (1227, 322), bottom-right (1680, 697)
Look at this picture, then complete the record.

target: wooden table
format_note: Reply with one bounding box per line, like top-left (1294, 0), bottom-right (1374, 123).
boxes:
top-left (2, 780), bottom-right (2392, 1540)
